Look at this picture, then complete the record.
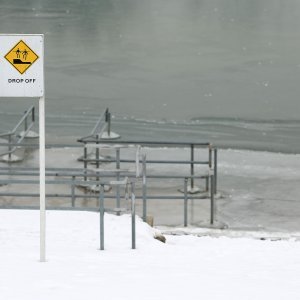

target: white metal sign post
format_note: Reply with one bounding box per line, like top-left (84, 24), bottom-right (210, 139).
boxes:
top-left (0, 34), bottom-right (46, 262)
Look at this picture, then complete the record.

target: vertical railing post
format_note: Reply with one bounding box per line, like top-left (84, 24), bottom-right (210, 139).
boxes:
top-left (214, 148), bottom-right (217, 194)
top-left (8, 135), bottom-right (12, 161)
top-left (23, 107), bottom-right (29, 134)
top-left (24, 114), bottom-right (28, 133)
top-left (99, 184), bottom-right (105, 250)
top-left (105, 109), bottom-right (111, 137)
top-left (95, 140), bottom-right (100, 169)
top-left (95, 138), bottom-right (100, 187)
top-left (190, 144), bottom-right (194, 190)
top-left (207, 145), bottom-right (212, 192)
top-left (131, 182), bottom-right (136, 249)
top-left (142, 154), bottom-right (147, 222)
top-left (116, 148), bottom-right (121, 214)
top-left (71, 176), bottom-right (75, 207)
top-left (184, 177), bottom-right (188, 227)
top-left (83, 143), bottom-right (87, 182)
top-left (32, 106), bottom-right (35, 123)
top-left (210, 175), bottom-right (215, 225)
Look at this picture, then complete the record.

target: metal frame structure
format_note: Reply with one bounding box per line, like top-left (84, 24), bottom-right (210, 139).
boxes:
top-left (0, 105), bottom-right (36, 161)
top-left (99, 178), bottom-right (136, 250)
top-left (0, 109), bottom-right (218, 228)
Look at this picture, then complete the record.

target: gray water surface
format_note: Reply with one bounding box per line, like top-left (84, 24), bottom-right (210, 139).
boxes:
top-left (1, 0), bottom-right (300, 151)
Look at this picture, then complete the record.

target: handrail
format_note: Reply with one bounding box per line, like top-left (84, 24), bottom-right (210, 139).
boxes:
top-left (0, 105), bottom-right (35, 138)
top-left (79, 108), bottom-right (111, 141)
top-left (0, 166), bottom-right (216, 225)
top-left (78, 138), bottom-right (216, 193)
top-left (0, 106), bottom-right (36, 158)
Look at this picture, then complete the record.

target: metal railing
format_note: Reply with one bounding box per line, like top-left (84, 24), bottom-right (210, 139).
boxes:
top-left (78, 138), bottom-right (218, 193)
top-left (0, 108), bottom-right (218, 226)
top-left (79, 108), bottom-right (119, 142)
top-left (0, 163), bottom-right (216, 226)
top-left (77, 138), bottom-right (218, 225)
top-left (0, 106), bottom-right (36, 161)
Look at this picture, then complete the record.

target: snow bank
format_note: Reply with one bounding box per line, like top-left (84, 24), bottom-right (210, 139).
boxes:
top-left (0, 210), bottom-right (299, 300)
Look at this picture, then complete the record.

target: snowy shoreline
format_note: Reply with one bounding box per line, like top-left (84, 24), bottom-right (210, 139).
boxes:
top-left (1, 147), bottom-right (300, 231)
top-left (0, 209), bottom-right (299, 300)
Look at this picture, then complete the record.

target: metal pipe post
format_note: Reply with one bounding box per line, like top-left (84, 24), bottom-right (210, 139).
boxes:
top-left (142, 154), bottom-right (147, 222)
top-left (205, 176), bottom-right (209, 192)
top-left (116, 148), bottom-right (120, 214)
top-left (190, 144), bottom-right (194, 189)
top-left (8, 135), bottom-right (12, 161)
top-left (184, 178), bottom-right (188, 227)
top-left (214, 148), bottom-right (217, 194)
top-left (24, 115), bottom-right (28, 132)
top-left (95, 141), bottom-right (100, 169)
top-left (106, 111), bottom-right (111, 137)
top-left (32, 106), bottom-right (35, 122)
top-left (71, 176), bottom-right (75, 207)
top-left (99, 184), bottom-right (105, 250)
top-left (84, 143), bottom-right (87, 181)
top-left (210, 175), bottom-right (215, 225)
top-left (39, 96), bottom-right (46, 262)
top-left (95, 140), bottom-right (100, 185)
top-left (131, 182), bottom-right (136, 249)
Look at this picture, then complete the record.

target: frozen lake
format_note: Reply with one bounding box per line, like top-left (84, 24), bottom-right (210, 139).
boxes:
top-left (1, 0), bottom-right (300, 152)
top-left (1, 146), bottom-right (300, 232)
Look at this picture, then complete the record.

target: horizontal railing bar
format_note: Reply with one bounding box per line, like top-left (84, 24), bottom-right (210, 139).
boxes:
top-left (78, 139), bottom-right (211, 147)
top-left (0, 143), bottom-right (82, 148)
top-left (0, 142), bottom-right (216, 150)
top-left (0, 167), bottom-right (85, 171)
top-left (0, 179), bottom-right (128, 185)
top-left (0, 193), bottom-right (208, 200)
top-left (0, 206), bottom-right (99, 211)
top-left (0, 131), bottom-right (13, 137)
top-left (0, 173), bottom-right (209, 179)
top-left (81, 158), bottom-right (210, 165)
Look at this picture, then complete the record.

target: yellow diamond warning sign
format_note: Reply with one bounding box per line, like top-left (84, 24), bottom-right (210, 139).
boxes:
top-left (4, 40), bottom-right (39, 75)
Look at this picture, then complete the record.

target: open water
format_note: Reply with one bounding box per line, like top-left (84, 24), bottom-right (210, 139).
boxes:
top-left (1, 0), bottom-right (300, 151)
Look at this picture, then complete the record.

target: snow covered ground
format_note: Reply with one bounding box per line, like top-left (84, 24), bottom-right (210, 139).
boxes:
top-left (0, 209), bottom-right (299, 300)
